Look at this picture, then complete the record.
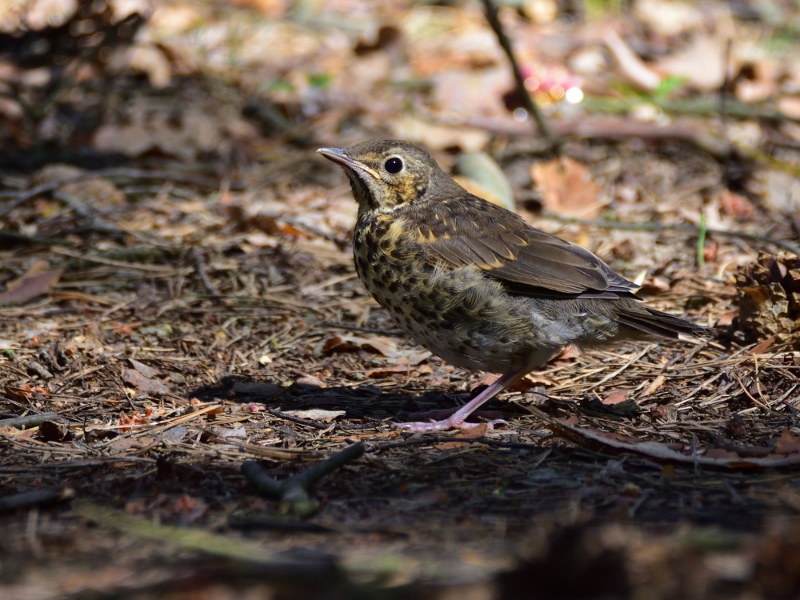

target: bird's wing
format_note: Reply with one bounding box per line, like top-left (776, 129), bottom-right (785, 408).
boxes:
top-left (411, 197), bottom-right (640, 297)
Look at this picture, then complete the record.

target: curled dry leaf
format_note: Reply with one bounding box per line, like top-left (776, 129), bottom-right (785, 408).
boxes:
top-left (323, 335), bottom-right (398, 357)
top-left (602, 28), bottom-right (660, 92)
top-left (283, 409), bottom-right (345, 423)
top-left (531, 157), bottom-right (605, 218)
top-left (0, 262), bottom-right (63, 305)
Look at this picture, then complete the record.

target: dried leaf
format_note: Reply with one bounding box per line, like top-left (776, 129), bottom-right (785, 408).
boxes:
top-left (364, 365), bottom-right (413, 378)
top-left (323, 335), bottom-right (398, 357)
top-left (0, 264), bottom-right (63, 305)
top-left (129, 358), bottom-right (157, 379)
top-left (716, 311), bottom-right (737, 327)
top-left (438, 423), bottom-right (489, 449)
top-left (123, 369), bottom-right (169, 395)
top-left (602, 27), bottom-right (660, 91)
top-left (752, 336), bottom-right (776, 355)
top-left (531, 157), bottom-right (605, 218)
top-left (601, 390), bottom-right (630, 405)
top-left (283, 409), bottom-right (345, 422)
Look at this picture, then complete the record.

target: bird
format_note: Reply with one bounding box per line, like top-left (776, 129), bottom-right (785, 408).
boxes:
top-left (317, 139), bottom-right (706, 432)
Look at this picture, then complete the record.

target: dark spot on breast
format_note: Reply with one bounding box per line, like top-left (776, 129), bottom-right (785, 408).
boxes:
top-left (357, 257), bottom-right (369, 274)
top-left (379, 238), bottom-right (391, 250)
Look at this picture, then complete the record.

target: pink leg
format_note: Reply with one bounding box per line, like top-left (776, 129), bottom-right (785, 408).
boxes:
top-left (394, 367), bottom-right (529, 432)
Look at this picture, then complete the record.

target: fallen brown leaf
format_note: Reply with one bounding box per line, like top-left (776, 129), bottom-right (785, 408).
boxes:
top-left (438, 423), bottom-right (488, 449)
top-left (531, 157), bottom-right (605, 218)
top-left (0, 263), bottom-right (63, 305)
top-left (123, 369), bottom-right (169, 395)
top-left (601, 390), bottom-right (630, 405)
top-left (323, 335), bottom-right (398, 357)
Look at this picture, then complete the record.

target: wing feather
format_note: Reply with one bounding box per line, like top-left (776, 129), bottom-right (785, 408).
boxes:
top-left (411, 196), bottom-right (640, 298)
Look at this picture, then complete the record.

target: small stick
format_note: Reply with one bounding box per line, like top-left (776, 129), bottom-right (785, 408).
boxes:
top-left (0, 412), bottom-right (59, 429)
top-left (0, 487), bottom-right (74, 512)
top-left (241, 442), bottom-right (364, 517)
top-left (480, 0), bottom-right (556, 146)
top-left (267, 408), bottom-right (331, 430)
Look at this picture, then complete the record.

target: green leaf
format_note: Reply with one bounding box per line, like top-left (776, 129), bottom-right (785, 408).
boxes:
top-left (653, 76), bottom-right (689, 100)
top-left (308, 73), bottom-right (332, 89)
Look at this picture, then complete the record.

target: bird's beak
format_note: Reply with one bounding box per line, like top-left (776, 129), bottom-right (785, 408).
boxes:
top-left (317, 147), bottom-right (381, 180)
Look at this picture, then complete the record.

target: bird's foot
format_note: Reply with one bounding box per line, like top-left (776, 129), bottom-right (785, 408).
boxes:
top-left (394, 418), bottom-right (507, 433)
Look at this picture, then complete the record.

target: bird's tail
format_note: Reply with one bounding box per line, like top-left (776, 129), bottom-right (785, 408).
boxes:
top-left (616, 307), bottom-right (708, 340)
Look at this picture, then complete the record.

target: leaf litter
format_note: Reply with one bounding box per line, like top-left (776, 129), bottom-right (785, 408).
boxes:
top-left (1, 0), bottom-right (800, 598)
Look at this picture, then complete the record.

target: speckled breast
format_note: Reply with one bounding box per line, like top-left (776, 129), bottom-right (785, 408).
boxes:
top-left (352, 212), bottom-right (560, 374)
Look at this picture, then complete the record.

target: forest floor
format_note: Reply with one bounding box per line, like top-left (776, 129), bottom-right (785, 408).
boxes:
top-left (1, 0), bottom-right (800, 598)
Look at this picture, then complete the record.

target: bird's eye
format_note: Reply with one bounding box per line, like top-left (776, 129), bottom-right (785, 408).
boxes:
top-left (384, 157), bottom-right (404, 174)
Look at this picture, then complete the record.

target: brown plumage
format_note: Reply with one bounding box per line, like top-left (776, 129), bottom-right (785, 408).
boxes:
top-left (318, 139), bottom-right (706, 431)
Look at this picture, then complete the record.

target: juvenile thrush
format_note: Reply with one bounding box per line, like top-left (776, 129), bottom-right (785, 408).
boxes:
top-left (318, 140), bottom-right (706, 432)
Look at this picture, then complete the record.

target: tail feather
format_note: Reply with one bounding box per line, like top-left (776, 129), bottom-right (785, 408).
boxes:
top-left (616, 307), bottom-right (707, 340)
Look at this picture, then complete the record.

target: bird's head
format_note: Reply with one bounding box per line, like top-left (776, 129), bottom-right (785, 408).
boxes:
top-left (317, 139), bottom-right (458, 213)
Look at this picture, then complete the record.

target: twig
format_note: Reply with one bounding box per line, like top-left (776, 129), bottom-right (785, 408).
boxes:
top-left (267, 408), bottom-right (331, 430)
top-left (539, 212), bottom-right (800, 256)
top-left (371, 436), bottom-right (543, 452)
top-left (0, 487), bottom-right (74, 512)
top-left (480, 0), bottom-right (556, 146)
top-left (719, 39), bottom-right (733, 127)
top-left (191, 248), bottom-right (219, 296)
top-left (0, 230), bottom-right (67, 247)
top-left (413, 105), bottom-right (733, 159)
top-left (241, 442), bottom-right (364, 516)
top-left (51, 247), bottom-right (189, 274)
top-left (0, 168), bottom-right (245, 218)
top-left (581, 95), bottom-right (800, 124)
top-left (0, 412), bottom-right (59, 429)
